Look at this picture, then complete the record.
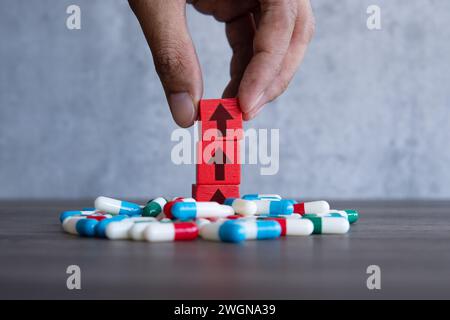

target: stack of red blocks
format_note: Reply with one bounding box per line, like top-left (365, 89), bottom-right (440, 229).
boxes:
top-left (192, 98), bottom-right (243, 204)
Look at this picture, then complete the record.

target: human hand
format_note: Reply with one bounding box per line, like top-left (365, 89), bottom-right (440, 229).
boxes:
top-left (129, 0), bottom-right (315, 127)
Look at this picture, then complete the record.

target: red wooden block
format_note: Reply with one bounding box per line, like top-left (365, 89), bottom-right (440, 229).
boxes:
top-left (198, 98), bottom-right (243, 140)
top-left (196, 140), bottom-right (240, 185)
top-left (192, 184), bottom-right (240, 204)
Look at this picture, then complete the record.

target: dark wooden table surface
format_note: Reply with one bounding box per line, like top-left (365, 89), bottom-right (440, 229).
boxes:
top-left (1, 200), bottom-right (449, 299)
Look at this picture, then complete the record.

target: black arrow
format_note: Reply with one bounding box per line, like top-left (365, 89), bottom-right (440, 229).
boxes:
top-left (210, 189), bottom-right (226, 204)
top-left (209, 103), bottom-right (234, 137)
top-left (207, 147), bottom-right (231, 181)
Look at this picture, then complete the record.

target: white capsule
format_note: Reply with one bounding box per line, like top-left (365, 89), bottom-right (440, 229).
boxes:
top-left (106, 217), bottom-right (156, 240)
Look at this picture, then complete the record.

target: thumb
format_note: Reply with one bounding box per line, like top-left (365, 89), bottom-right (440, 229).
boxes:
top-left (129, 0), bottom-right (203, 128)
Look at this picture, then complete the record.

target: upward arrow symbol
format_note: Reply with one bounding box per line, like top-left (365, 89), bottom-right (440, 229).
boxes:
top-left (209, 103), bottom-right (234, 137)
top-left (210, 189), bottom-right (226, 203)
top-left (207, 147), bottom-right (231, 181)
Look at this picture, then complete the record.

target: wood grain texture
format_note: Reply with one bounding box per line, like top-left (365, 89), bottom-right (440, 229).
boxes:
top-left (1, 200), bottom-right (450, 299)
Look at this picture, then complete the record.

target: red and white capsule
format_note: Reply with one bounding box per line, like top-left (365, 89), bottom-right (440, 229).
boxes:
top-left (264, 217), bottom-right (314, 236)
top-left (86, 213), bottom-right (112, 221)
top-left (144, 222), bottom-right (198, 242)
top-left (293, 200), bottom-right (330, 215)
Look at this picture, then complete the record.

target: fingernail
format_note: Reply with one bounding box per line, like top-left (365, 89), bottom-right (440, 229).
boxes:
top-left (248, 91), bottom-right (265, 114)
top-left (246, 104), bottom-right (266, 120)
top-left (168, 92), bottom-right (195, 127)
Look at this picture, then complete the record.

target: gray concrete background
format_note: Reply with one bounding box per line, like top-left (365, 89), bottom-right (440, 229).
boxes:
top-left (1, 0), bottom-right (449, 200)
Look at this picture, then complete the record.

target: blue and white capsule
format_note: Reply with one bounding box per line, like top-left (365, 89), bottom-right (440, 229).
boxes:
top-left (62, 216), bottom-right (87, 235)
top-left (251, 199), bottom-right (294, 215)
top-left (59, 210), bottom-right (96, 223)
top-left (62, 215), bottom-right (111, 237)
top-left (94, 196), bottom-right (142, 216)
top-left (76, 218), bottom-right (100, 237)
top-left (242, 194), bottom-right (282, 200)
top-left (95, 215), bottom-right (128, 238)
top-left (171, 202), bottom-right (234, 220)
top-left (200, 220), bottom-right (282, 243)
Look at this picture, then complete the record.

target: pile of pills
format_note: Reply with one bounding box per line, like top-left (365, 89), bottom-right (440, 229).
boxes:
top-left (60, 194), bottom-right (359, 243)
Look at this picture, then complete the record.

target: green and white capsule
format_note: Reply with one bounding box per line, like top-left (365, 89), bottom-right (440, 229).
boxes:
top-left (142, 197), bottom-right (168, 217)
top-left (310, 209), bottom-right (359, 224)
top-left (305, 212), bottom-right (346, 219)
top-left (302, 215), bottom-right (350, 234)
top-left (340, 209), bottom-right (359, 224)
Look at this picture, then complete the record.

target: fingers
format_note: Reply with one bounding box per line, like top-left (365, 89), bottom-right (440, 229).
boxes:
top-left (237, 0), bottom-right (298, 116)
top-left (129, 0), bottom-right (202, 128)
top-left (190, 0), bottom-right (259, 22)
top-left (245, 0), bottom-right (315, 120)
top-left (222, 14), bottom-right (255, 98)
